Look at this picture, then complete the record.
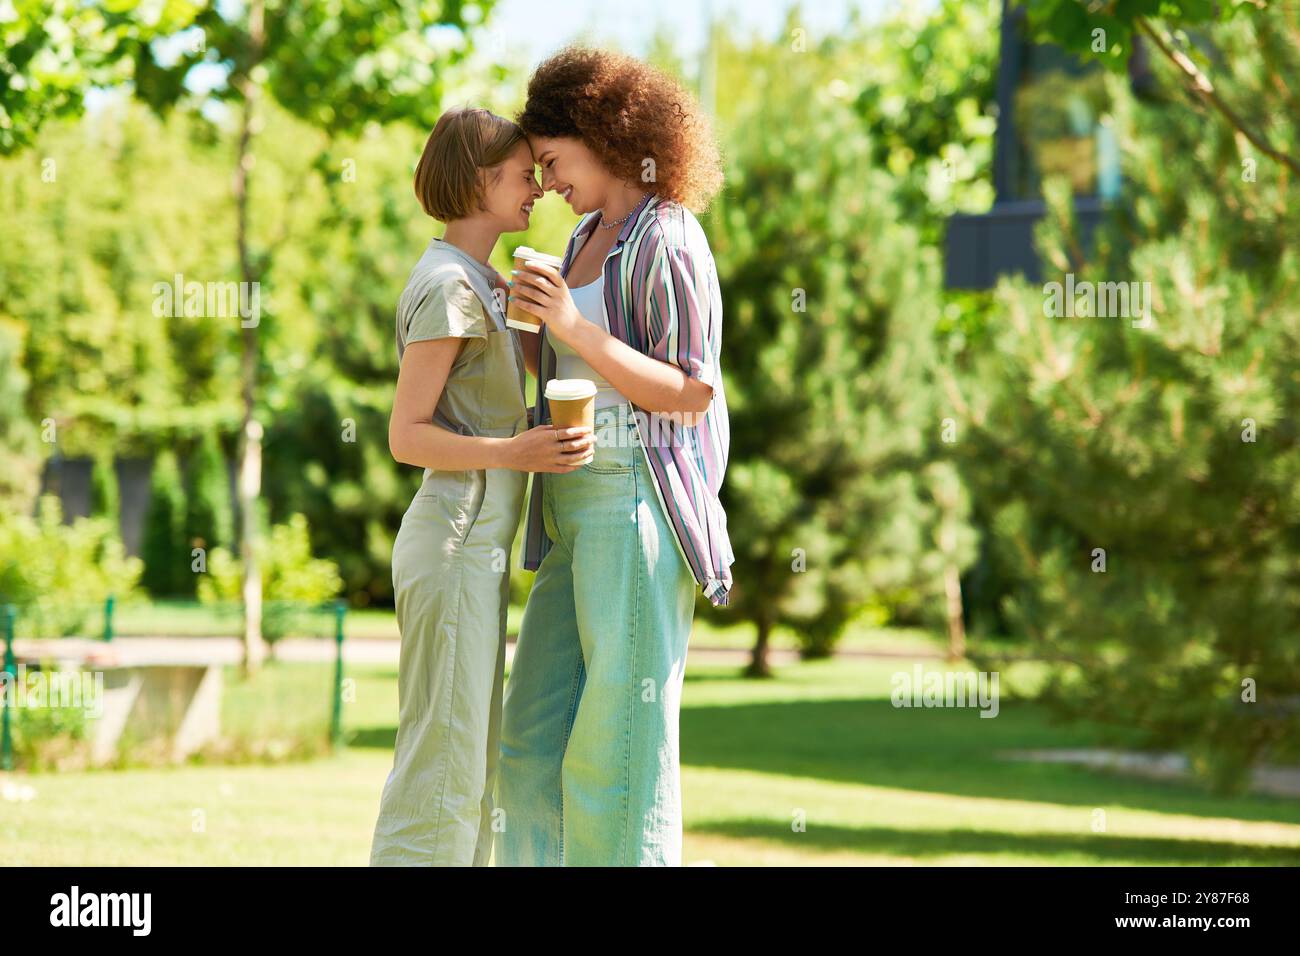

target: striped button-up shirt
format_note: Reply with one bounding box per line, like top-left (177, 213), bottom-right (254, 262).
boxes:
top-left (521, 193), bottom-right (735, 607)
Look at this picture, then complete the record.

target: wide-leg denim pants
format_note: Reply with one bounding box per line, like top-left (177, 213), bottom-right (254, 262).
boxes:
top-left (497, 403), bottom-right (696, 866)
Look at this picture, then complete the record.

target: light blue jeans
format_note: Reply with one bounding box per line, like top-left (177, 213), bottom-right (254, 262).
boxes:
top-left (497, 403), bottom-right (697, 866)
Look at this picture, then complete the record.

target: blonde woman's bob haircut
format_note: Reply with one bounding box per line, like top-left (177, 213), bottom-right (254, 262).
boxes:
top-left (414, 106), bottom-right (527, 222)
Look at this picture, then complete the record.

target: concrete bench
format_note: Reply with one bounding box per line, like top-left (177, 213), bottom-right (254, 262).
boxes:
top-left (90, 663), bottom-right (222, 765)
top-left (10, 641), bottom-right (222, 766)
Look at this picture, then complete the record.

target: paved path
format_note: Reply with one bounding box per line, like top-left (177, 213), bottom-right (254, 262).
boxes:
top-left (13, 635), bottom-right (926, 669)
top-left (17, 637), bottom-right (1298, 799)
top-left (1000, 748), bottom-right (1300, 798)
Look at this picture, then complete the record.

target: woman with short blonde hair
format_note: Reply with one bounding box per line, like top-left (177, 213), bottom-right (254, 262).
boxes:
top-left (369, 106), bottom-right (596, 867)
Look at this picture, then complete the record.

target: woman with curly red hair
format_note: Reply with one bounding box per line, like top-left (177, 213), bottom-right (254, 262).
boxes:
top-left (499, 47), bottom-right (735, 866)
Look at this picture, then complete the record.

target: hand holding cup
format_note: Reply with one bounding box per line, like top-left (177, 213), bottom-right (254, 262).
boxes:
top-left (507, 423), bottom-right (595, 473)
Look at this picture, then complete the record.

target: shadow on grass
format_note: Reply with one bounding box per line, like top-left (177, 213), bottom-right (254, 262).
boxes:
top-left (343, 661), bottom-right (1300, 832)
top-left (680, 697), bottom-right (1300, 828)
top-left (688, 818), bottom-right (1300, 865)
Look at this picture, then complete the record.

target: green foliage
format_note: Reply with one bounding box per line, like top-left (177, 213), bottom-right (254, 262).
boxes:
top-left (2, 1), bottom-right (490, 153)
top-left (0, 0), bottom-right (203, 153)
top-left (1020, 0), bottom-right (1243, 68)
top-left (88, 450), bottom-right (120, 525)
top-left (184, 430), bottom-right (232, 558)
top-left (5, 667), bottom-right (89, 771)
top-left (949, 4), bottom-right (1300, 793)
top-left (706, 11), bottom-right (976, 657)
top-left (0, 97), bottom-right (243, 457)
top-left (695, 3), bottom-right (999, 658)
top-left (0, 319), bottom-right (41, 511)
top-left (140, 448), bottom-right (187, 597)
top-left (175, 0), bottom-right (491, 134)
top-left (850, 0), bottom-right (1000, 239)
top-left (0, 495), bottom-right (141, 637)
top-left (198, 513), bottom-right (343, 642)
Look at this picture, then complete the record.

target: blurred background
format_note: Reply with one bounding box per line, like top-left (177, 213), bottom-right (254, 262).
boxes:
top-left (2, 0), bottom-right (1300, 865)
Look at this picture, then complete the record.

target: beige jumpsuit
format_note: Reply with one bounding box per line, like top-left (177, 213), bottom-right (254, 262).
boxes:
top-left (369, 238), bottom-right (528, 866)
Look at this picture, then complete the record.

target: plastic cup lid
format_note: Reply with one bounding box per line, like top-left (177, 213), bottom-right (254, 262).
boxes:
top-left (545, 378), bottom-right (598, 401)
top-left (514, 246), bottom-right (563, 268)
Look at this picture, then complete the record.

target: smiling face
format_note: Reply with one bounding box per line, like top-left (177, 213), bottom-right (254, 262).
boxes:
top-left (528, 135), bottom-right (617, 215)
top-left (480, 139), bottom-right (544, 232)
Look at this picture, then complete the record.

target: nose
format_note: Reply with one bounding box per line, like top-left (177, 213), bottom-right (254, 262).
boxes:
top-left (540, 166), bottom-right (557, 192)
top-left (531, 178), bottom-right (543, 199)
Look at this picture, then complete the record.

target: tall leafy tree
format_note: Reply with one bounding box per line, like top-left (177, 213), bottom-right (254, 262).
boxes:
top-left (184, 429), bottom-right (232, 590)
top-left (0, 320), bottom-right (40, 511)
top-left (118, 0), bottom-right (492, 671)
top-left (88, 450), bottom-right (120, 527)
top-left (0, 0), bottom-right (203, 153)
top-left (141, 447), bottom-right (186, 597)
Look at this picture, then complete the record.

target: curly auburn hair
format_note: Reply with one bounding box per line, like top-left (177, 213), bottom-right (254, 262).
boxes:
top-left (517, 46), bottom-right (723, 212)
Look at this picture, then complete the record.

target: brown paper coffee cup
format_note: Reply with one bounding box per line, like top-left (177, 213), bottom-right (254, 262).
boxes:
top-left (545, 378), bottom-right (597, 431)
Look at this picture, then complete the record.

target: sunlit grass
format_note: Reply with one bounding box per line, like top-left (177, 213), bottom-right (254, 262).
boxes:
top-left (3, 656), bottom-right (1298, 866)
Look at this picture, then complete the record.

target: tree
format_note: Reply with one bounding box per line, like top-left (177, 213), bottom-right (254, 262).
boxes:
top-left (184, 429), bottom-right (232, 593)
top-left (88, 450), bottom-right (119, 527)
top-left (946, 2), bottom-right (1300, 793)
top-left (0, 0), bottom-right (202, 154)
top-left (706, 14), bottom-right (967, 676)
top-left (1022, 0), bottom-right (1300, 176)
top-left (0, 320), bottom-right (40, 512)
top-left (119, 0), bottom-right (492, 672)
top-left (141, 448), bottom-right (186, 597)
top-left (851, 0), bottom-right (1000, 241)
top-left (0, 85), bottom-right (553, 611)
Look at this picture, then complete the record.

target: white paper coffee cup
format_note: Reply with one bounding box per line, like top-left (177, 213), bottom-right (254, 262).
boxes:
top-left (507, 247), bottom-right (566, 332)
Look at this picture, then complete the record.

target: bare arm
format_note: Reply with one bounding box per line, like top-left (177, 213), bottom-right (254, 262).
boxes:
top-left (516, 328), bottom-right (541, 379)
top-left (553, 319), bottom-right (712, 417)
top-left (511, 264), bottom-right (713, 419)
top-left (389, 338), bottom-right (595, 473)
top-left (389, 339), bottom-right (510, 470)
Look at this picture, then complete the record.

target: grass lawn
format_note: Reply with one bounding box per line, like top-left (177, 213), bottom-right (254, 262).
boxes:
top-left (3, 655), bottom-right (1299, 866)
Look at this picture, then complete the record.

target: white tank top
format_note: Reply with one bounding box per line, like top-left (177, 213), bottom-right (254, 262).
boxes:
top-left (551, 274), bottom-right (631, 409)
